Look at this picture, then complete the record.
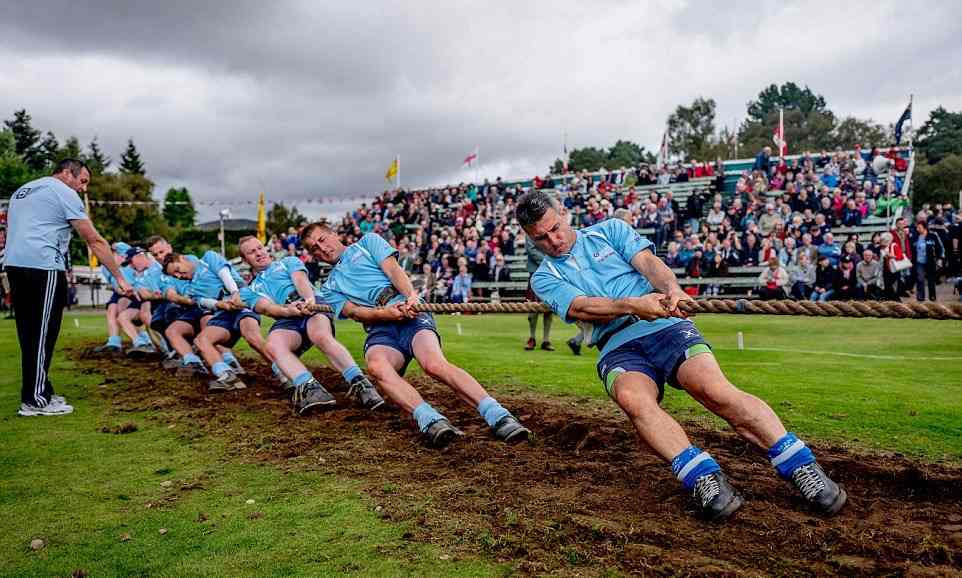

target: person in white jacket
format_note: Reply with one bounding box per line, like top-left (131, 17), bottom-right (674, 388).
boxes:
top-left (757, 257), bottom-right (789, 300)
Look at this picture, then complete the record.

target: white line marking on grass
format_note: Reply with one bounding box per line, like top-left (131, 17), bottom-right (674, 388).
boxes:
top-left (717, 346), bottom-right (962, 361)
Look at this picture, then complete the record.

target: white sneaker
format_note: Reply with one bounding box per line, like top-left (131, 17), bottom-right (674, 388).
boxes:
top-left (18, 398), bottom-right (74, 417)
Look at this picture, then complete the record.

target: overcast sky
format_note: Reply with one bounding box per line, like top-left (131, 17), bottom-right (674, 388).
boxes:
top-left (2, 0), bottom-right (960, 222)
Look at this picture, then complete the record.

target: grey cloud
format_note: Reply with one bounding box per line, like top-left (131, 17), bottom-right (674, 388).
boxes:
top-left (1, 0), bottom-right (960, 223)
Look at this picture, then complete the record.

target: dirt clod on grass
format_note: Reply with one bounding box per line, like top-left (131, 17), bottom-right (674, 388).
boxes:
top-left (74, 346), bottom-right (962, 576)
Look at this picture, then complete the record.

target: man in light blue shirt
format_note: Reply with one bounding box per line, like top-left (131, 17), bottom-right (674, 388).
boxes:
top-left (143, 235), bottom-right (191, 368)
top-left (516, 190), bottom-right (845, 521)
top-left (237, 235), bottom-right (384, 415)
top-left (302, 224), bottom-right (530, 448)
top-left (92, 241), bottom-right (144, 355)
top-left (163, 250), bottom-right (270, 392)
top-left (4, 159), bottom-right (131, 416)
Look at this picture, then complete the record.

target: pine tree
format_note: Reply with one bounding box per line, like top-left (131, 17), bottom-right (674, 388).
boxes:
top-left (39, 131), bottom-right (60, 168)
top-left (162, 186), bottom-right (197, 229)
top-left (86, 137), bottom-right (111, 174)
top-left (3, 109), bottom-right (44, 169)
top-left (119, 138), bottom-right (146, 175)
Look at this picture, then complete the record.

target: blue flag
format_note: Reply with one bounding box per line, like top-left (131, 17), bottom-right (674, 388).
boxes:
top-left (894, 103), bottom-right (912, 145)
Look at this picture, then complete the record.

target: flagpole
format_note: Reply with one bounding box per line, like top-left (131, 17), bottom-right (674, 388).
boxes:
top-left (779, 107), bottom-right (785, 157)
top-left (396, 155), bottom-right (400, 190)
top-left (476, 146), bottom-right (480, 186)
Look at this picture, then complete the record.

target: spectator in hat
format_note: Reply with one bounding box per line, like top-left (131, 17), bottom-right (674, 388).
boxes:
top-left (757, 257), bottom-right (789, 300)
top-left (811, 255), bottom-right (837, 302)
top-left (836, 256), bottom-right (858, 300)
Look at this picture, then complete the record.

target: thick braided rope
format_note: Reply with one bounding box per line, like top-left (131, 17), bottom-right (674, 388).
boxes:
top-left (308, 299), bottom-right (962, 320)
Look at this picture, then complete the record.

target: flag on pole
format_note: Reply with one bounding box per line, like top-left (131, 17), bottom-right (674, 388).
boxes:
top-left (562, 132), bottom-right (569, 173)
top-left (256, 192), bottom-right (266, 243)
top-left (894, 96), bottom-right (912, 145)
top-left (462, 146), bottom-right (479, 167)
top-left (384, 156), bottom-right (399, 182)
top-left (84, 193), bottom-right (97, 269)
top-left (772, 107), bottom-right (787, 156)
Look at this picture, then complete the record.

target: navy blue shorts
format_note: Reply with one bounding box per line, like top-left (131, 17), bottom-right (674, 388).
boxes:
top-left (268, 312), bottom-right (336, 357)
top-left (150, 302), bottom-right (181, 334)
top-left (107, 292), bottom-right (141, 309)
top-left (172, 305), bottom-right (210, 334)
top-left (363, 313), bottom-right (441, 376)
top-left (596, 320), bottom-right (711, 401)
top-left (207, 309), bottom-right (261, 348)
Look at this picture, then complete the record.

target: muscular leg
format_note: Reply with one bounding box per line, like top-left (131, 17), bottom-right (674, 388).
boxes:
top-left (105, 303), bottom-right (120, 340)
top-left (165, 321), bottom-right (195, 357)
top-left (675, 353), bottom-right (786, 450)
top-left (411, 329), bottom-right (488, 406)
top-left (306, 315), bottom-right (357, 374)
top-left (195, 326), bottom-right (230, 369)
top-left (239, 317), bottom-right (272, 364)
top-left (364, 345), bottom-right (424, 413)
top-left (117, 300), bottom-right (140, 341)
top-left (611, 371), bottom-right (693, 461)
top-left (266, 330), bottom-right (308, 379)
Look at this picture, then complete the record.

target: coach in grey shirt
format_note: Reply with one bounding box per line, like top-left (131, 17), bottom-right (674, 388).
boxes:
top-left (4, 159), bottom-right (130, 416)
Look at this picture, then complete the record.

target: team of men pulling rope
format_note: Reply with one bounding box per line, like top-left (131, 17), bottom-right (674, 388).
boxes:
top-left (21, 159), bottom-right (960, 520)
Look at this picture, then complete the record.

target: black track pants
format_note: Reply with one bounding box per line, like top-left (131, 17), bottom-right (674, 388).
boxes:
top-left (7, 266), bottom-right (67, 406)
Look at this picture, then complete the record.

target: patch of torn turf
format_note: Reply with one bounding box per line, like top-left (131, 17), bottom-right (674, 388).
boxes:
top-left (71, 345), bottom-right (962, 576)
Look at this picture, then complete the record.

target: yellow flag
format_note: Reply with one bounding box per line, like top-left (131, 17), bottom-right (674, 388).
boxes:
top-left (384, 156), bottom-right (399, 182)
top-left (85, 193), bottom-right (98, 269)
top-left (256, 192), bottom-right (266, 243)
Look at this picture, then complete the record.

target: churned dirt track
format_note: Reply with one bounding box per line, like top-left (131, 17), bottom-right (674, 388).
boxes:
top-left (73, 346), bottom-right (962, 576)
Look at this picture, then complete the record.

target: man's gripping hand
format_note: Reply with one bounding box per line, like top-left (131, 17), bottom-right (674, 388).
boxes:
top-left (661, 286), bottom-right (694, 319)
top-left (630, 293), bottom-right (672, 321)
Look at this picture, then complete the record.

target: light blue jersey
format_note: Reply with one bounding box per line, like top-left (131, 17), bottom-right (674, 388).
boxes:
top-left (240, 256), bottom-right (310, 308)
top-left (4, 176), bottom-right (87, 270)
top-left (181, 251), bottom-right (244, 301)
top-left (101, 264), bottom-right (135, 291)
top-left (530, 218), bottom-right (682, 357)
top-left (320, 233), bottom-right (402, 319)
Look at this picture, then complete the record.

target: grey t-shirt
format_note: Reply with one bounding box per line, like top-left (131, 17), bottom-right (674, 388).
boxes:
top-left (4, 176), bottom-right (87, 270)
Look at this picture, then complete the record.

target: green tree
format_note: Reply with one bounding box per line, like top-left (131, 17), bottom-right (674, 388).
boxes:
top-left (3, 109), bottom-right (43, 169)
top-left (162, 186), bottom-right (197, 229)
top-left (832, 117), bottom-right (889, 150)
top-left (55, 135), bottom-right (84, 164)
top-left (667, 97), bottom-right (721, 161)
top-left (746, 82), bottom-right (828, 123)
top-left (915, 107), bottom-right (962, 165)
top-left (605, 140), bottom-right (655, 169)
top-left (266, 202), bottom-right (307, 235)
top-left (119, 139), bottom-right (146, 175)
top-left (739, 105), bottom-right (837, 157)
top-left (86, 137), bottom-right (111, 175)
top-left (912, 154), bottom-right (962, 208)
top-left (39, 131), bottom-right (60, 169)
top-left (0, 129), bottom-right (42, 198)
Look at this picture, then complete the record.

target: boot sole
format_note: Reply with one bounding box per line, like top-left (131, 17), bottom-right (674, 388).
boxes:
top-left (18, 407), bottom-right (74, 417)
top-left (708, 494), bottom-right (744, 522)
top-left (364, 398), bottom-right (386, 411)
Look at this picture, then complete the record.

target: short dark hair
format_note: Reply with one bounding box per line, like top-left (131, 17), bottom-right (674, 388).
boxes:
top-left (515, 191), bottom-right (558, 228)
top-left (301, 222), bottom-right (332, 240)
top-left (52, 158), bottom-right (89, 177)
top-left (144, 235), bottom-right (168, 250)
top-left (162, 252), bottom-right (182, 273)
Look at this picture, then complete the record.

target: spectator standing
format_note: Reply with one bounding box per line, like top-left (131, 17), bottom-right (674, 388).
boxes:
top-left (912, 221), bottom-right (944, 302)
top-left (524, 236), bottom-right (553, 351)
top-left (855, 250), bottom-right (882, 300)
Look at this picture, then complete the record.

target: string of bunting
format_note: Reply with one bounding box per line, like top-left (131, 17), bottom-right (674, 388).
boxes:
top-left (305, 299), bottom-right (962, 321)
top-left (85, 195), bottom-right (375, 207)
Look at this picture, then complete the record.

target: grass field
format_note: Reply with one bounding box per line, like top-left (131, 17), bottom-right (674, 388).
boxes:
top-left (1, 312), bottom-right (960, 576)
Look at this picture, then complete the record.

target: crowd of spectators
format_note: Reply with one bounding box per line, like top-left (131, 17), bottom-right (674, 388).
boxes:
top-left (262, 147), bottom-right (960, 304)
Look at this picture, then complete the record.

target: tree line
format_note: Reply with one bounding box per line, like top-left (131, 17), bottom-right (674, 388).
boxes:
top-left (0, 109), bottom-right (307, 261)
